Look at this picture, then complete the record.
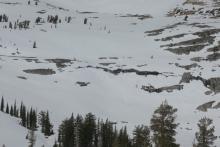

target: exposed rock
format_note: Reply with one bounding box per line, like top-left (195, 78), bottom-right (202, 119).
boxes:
top-left (166, 45), bottom-right (205, 55)
top-left (23, 68), bottom-right (56, 75)
top-left (76, 81), bottom-right (90, 87)
top-left (180, 72), bottom-right (220, 93)
top-left (25, 58), bottom-right (41, 63)
top-left (207, 45), bottom-right (220, 52)
top-left (183, 0), bottom-right (205, 5)
top-left (205, 90), bottom-right (212, 95)
top-left (206, 77), bottom-right (220, 93)
top-left (179, 72), bottom-right (206, 85)
top-left (161, 36), bottom-right (215, 48)
top-left (167, 8), bottom-right (197, 17)
top-left (80, 66), bottom-right (162, 77)
top-left (99, 62), bottom-right (116, 66)
top-left (17, 76), bottom-right (27, 80)
top-left (145, 22), bottom-right (184, 36)
top-left (160, 33), bottom-right (186, 41)
top-left (191, 57), bottom-right (205, 62)
top-left (120, 14), bottom-right (152, 20)
top-left (213, 102), bottom-right (220, 109)
top-left (141, 84), bottom-right (184, 93)
top-left (46, 58), bottom-right (72, 68)
top-left (175, 63), bottom-right (200, 70)
top-left (206, 53), bottom-right (220, 61)
top-left (197, 101), bottom-right (215, 112)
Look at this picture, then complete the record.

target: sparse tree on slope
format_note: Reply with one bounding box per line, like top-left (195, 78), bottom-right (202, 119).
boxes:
top-left (195, 117), bottom-right (217, 147)
top-left (133, 125), bottom-right (151, 147)
top-left (150, 100), bottom-right (179, 147)
top-left (1, 96), bottom-right (4, 112)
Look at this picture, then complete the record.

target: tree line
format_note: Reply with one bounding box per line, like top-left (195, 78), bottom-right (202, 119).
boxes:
top-left (0, 97), bottom-right (218, 147)
top-left (0, 96), bottom-right (53, 136)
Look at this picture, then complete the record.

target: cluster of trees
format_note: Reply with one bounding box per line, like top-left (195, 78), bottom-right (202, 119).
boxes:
top-left (0, 14), bottom-right (8, 22)
top-left (47, 15), bottom-right (59, 24)
top-left (0, 97), bottom-right (53, 135)
top-left (54, 101), bottom-right (218, 147)
top-left (0, 97), bottom-right (218, 147)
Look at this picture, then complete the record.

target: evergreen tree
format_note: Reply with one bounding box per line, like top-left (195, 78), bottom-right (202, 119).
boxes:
top-left (117, 126), bottom-right (130, 147)
top-left (58, 114), bottom-right (75, 147)
top-left (13, 101), bottom-right (18, 117)
top-left (6, 103), bottom-right (9, 114)
top-left (133, 125), bottom-right (151, 147)
top-left (195, 117), bottom-right (217, 147)
top-left (100, 119), bottom-right (115, 147)
top-left (40, 111), bottom-right (53, 136)
top-left (0, 96), bottom-right (4, 112)
top-left (21, 104), bottom-right (27, 127)
top-left (33, 41), bottom-right (37, 48)
top-left (80, 113), bottom-right (96, 147)
top-left (10, 105), bottom-right (14, 116)
top-left (44, 111), bottom-right (53, 136)
top-left (150, 101), bottom-right (179, 147)
top-left (75, 114), bottom-right (83, 147)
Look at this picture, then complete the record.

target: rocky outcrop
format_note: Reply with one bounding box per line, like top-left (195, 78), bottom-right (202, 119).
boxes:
top-left (180, 72), bottom-right (220, 93)
top-left (23, 68), bottom-right (56, 75)
top-left (196, 101), bottom-right (215, 112)
top-left (141, 84), bottom-right (183, 93)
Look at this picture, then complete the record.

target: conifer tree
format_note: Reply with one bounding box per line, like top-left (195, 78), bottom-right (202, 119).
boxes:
top-left (44, 111), bottom-right (53, 136)
top-left (150, 101), bottom-right (179, 147)
top-left (0, 96), bottom-right (4, 112)
top-left (80, 113), bottom-right (96, 147)
top-left (100, 119), bottom-right (115, 147)
top-left (117, 126), bottom-right (130, 147)
top-left (10, 105), bottom-right (14, 116)
top-left (21, 104), bottom-right (27, 127)
top-left (13, 101), bottom-right (18, 117)
top-left (133, 125), bottom-right (151, 147)
top-left (6, 103), bottom-right (9, 114)
top-left (195, 117), bottom-right (217, 147)
top-left (75, 114), bottom-right (83, 147)
top-left (40, 111), bottom-right (53, 136)
top-left (33, 41), bottom-right (37, 48)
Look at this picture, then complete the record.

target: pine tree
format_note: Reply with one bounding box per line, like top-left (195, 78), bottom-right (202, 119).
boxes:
top-left (33, 41), bottom-right (37, 48)
top-left (133, 125), bottom-right (151, 147)
top-left (6, 103), bottom-right (9, 114)
top-left (0, 96), bottom-right (4, 112)
top-left (75, 114), bottom-right (83, 147)
top-left (117, 126), bottom-right (130, 147)
top-left (21, 104), bottom-right (27, 127)
top-left (195, 117), bottom-right (217, 147)
top-left (58, 114), bottom-right (75, 147)
top-left (13, 101), bottom-right (18, 117)
top-left (40, 111), bottom-right (53, 136)
top-left (10, 105), bottom-right (14, 116)
top-left (150, 100), bottom-right (179, 147)
top-left (80, 113), bottom-right (96, 147)
top-left (44, 111), bottom-right (53, 136)
top-left (100, 119), bottom-right (116, 147)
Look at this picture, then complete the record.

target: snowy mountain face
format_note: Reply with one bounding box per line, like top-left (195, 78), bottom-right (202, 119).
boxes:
top-left (0, 0), bottom-right (220, 146)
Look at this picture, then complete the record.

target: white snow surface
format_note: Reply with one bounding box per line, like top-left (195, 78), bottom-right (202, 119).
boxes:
top-left (0, 0), bottom-right (220, 146)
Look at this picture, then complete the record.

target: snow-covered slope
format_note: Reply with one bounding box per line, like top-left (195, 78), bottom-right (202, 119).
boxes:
top-left (0, 111), bottom-right (51, 147)
top-left (0, 0), bottom-right (220, 146)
